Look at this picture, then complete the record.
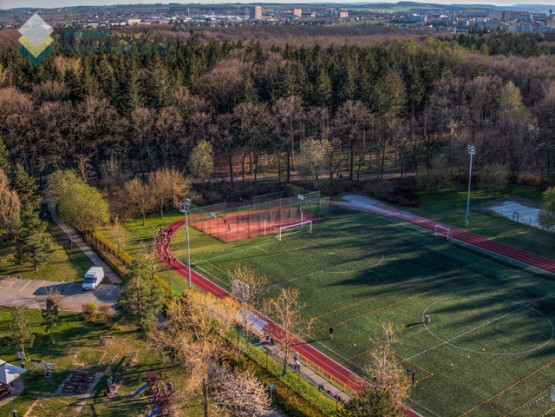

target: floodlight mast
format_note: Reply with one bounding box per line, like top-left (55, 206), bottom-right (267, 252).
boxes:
top-left (179, 197), bottom-right (192, 288)
top-left (465, 145), bottom-right (476, 228)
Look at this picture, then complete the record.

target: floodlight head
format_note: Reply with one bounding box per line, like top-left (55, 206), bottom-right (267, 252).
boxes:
top-left (467, 145), bottom-right (476, 155)
top-left (179, 197), bottom-right (191, 213)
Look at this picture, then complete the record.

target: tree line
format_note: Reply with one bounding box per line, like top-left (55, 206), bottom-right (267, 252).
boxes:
top-left (1, 31), bottom-right (554, 193)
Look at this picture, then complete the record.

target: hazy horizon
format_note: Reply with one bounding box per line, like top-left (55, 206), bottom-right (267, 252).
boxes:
top-left (0, 0), bottom-right (552, 11)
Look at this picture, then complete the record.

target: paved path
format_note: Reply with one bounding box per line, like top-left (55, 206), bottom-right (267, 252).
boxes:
top-left (264, 342), bottom-right (353, 402)
top-left (0, 277), bottom-right (121, 311)
top-left (0, 378), bottom-right (24, 406)
top-left (158, 220), bottom-right (422, 417)
top-left (46, 202), bottom-right (122, 284)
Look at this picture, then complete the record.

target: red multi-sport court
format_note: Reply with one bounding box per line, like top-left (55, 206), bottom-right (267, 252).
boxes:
top-left (188, 193), bottom-right (327, 243)
top-left (190, 205), bottom-right (319, 243)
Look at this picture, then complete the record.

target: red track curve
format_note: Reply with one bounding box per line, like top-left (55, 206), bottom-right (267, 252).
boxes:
top-left (157, 218), bottom-right (423, 417)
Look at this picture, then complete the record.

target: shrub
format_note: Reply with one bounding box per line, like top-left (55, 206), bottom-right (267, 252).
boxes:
top-left (479, 164), bottom-right (509, 190)
top-left (97, 304), bottom-right (114, 325)
top-left (245, 344), bottom-right (340, 416)
top-left (515, 172), bottom-right (542, 187)
top-left (82, 302), bottom-right (97, 317)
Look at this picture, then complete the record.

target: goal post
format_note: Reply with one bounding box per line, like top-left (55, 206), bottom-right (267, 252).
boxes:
top-left (231, 279), bottom-right (250, 303)
top-left (276, 220), bottom-right (312, 241)
top-left (434, 224), bottom-right (451, 239)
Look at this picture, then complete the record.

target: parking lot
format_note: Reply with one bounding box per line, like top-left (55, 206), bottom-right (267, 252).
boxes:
top-left (0, 277), bottom-right (122, 311)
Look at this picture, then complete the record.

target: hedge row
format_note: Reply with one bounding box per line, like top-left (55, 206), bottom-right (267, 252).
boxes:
top-left (86, 231), bottom-right (174, 297)
top-left (245, 343), bottom-right (341, 417)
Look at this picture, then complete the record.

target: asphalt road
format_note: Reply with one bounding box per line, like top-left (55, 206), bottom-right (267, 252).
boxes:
top-left (0, 277), bottom-right (121, 311)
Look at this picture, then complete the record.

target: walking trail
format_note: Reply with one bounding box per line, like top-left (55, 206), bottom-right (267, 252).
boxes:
top-left (46, 202), bottom-right (122, 284)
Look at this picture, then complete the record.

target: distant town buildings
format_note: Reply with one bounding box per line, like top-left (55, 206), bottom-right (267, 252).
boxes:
top-left (248, 6), bottom-right (263, 20)
top-left (1, 3), bottom-right (553, 33)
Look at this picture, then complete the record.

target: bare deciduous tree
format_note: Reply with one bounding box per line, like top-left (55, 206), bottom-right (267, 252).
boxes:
top-left (122, 177), bottom-right (155, 226)
top-left (149, 292), bottom-right (238, 417)
top-left (367, 322), bottom-right (412, 409)
top-left (297, 138), bottom-right (332, 180)
top-left (267, 288), bottom-right (312, 376)
top-left (0, 168), bottom-right (20, 234)
top-left (213, 368), bottom-right (271, 417)
top-left (148, 169), bottom-right (191, 219)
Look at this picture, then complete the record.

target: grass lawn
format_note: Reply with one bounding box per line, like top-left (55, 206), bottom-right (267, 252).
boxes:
top-left (0, 220), bottom-right (91, 282)
top-left (403, 185), bottom-right (555, 260)
top-left (0, 308), bottom-right (197, 417)
top-left (99, 212), bottom-right (224, 294)
top-left (159, 208), bottom-right (555, 417)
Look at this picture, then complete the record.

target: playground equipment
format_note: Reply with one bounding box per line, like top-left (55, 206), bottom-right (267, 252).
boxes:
top-left (130, 371), bottom-right (174, 417)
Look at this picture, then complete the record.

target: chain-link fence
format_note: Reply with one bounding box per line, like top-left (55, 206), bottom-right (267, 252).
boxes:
top-left (189, 187), bottom-right (329, 243)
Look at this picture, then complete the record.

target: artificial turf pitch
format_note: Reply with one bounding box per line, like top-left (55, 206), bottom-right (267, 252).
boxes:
top-left (185, 208), bottom-right (555, 417)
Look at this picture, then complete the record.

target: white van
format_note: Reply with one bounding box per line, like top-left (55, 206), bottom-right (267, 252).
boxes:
top-left (82, 267), bottom-right (104, 291)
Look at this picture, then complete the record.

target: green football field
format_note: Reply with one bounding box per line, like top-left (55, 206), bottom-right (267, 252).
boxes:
top-left (173, 207), bottom-right (555, 417)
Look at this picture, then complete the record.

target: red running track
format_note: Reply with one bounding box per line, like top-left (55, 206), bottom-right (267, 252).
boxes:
top-left (158, 218), bottom-right (423, 417)
top-left (332, 201), bottom-right (555, 275)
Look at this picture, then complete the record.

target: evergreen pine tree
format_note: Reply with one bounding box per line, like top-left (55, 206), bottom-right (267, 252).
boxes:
top-left (9, 308), bottom-right (35, 355)
top-left (116, 259), bottom-right (165, 331)
top-left (42, 294), bottom-right (61, 343)
top-left (0, 135), bottom-right (10, 176)
top-left (12, 164), bottom-right (40, 216)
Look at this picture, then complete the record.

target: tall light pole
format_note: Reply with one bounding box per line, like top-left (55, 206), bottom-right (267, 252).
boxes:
top-left (465, 145), bottom-right (476, 228)
top-left (179, 198), bottom-right (192, 288)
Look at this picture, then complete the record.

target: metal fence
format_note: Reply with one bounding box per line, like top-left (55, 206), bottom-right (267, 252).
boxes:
top-left (189, 187), bottom-right (329, 243)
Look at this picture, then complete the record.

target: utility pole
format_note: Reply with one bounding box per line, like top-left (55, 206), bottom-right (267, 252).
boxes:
top-left (179, 198), bottom-right (192, 288)
top-left (465, 145), bottom-right (476, 228)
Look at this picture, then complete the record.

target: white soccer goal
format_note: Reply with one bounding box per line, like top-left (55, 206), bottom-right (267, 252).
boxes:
top-left (276, 220), bottom-right (312, 241)
top-left (434, 224), bottom-right (451, 239)
top-left (231, 279), bottom-right (250, 303)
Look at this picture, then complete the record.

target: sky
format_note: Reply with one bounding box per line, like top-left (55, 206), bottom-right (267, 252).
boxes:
top-left (0, 0), bottom-right (551, 9)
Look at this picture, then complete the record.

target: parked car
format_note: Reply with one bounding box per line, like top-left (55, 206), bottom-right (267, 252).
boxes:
top-left (82, 267), bottom-right (104, 291)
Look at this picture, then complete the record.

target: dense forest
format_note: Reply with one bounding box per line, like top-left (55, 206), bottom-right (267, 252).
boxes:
top-left (1, 29), bottom-right (555, 189)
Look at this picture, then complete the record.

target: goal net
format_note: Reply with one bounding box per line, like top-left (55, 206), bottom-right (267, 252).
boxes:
top-left (276, 220), bottom-right (312, 241)
top-left (434, 224), bottom-right (451, 239)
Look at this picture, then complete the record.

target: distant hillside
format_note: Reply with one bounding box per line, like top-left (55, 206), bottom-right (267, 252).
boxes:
top-left (511, 4), bottom-right (553, 14)
top-left (1, 1), bottom-right (553, 15)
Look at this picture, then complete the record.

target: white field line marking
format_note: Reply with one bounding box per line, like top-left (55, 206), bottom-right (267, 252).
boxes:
top-left (406, 397), bottom-right (442, 417)
top-left (201, 234), bottom-right (348, 264)
top-left (205, 260), bottom-right (230, 282)
top-left (19, 280), bottom-right (31, 292)
top-left (194, 264), bottom-right (229, 289)
top-left (257, 246), bottom-right (270, 254)
top-left (268, 254), bottom-right (387, 289)
top-left (61, 282), bottom-right (74, 294)
top-left (311, 340), bottom-right (370, 375)
top-left (403, 292), bottom-right (555, 363)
